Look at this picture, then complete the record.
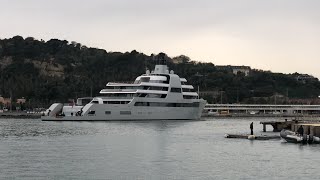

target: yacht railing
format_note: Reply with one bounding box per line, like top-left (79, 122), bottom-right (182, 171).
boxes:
top-left (96, 96), bottom-right (134, 99)
top-left (100, 89), bottom-right (137, 93)
top-left (108, 82), bottom-right (137, 85)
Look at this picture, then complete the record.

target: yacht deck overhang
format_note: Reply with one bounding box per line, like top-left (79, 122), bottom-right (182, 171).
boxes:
top-left (106, 82), bottom-right (169, 87)
top-left (100, 89), bottom-right (137, 93)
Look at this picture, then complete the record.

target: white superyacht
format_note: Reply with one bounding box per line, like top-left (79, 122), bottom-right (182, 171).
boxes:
top-left (41, 61), bottom-right (206, 121)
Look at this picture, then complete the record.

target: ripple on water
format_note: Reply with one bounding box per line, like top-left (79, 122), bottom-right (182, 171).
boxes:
top-left (0, 118), bottom-right (320, 180)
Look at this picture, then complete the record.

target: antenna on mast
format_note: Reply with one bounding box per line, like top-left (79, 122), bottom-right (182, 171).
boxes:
top-left (158, 52), bottom-right (167, 65)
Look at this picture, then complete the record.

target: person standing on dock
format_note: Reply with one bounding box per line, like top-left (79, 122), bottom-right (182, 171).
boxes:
top-left (250, 122), bottom-right (253, 135)
top-left (297, 125), bottom-right (304, 136)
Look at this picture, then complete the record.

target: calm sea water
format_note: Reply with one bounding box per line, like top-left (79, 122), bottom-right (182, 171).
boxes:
top-left (0, 118), bottom-right (319, 180)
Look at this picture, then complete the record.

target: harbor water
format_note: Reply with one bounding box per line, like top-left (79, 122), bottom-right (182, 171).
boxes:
top-left (0, 118), bottom-right (319, 179)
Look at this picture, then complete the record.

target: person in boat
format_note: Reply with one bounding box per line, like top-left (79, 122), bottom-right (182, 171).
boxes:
top-left (297, 125), bottom-right (304, 136)
top-left (48, 110), bottom-right (51, 116)
top-left (250, 122), bottom-right (254, 135)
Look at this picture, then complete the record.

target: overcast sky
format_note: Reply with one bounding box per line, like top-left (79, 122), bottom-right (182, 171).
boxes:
top-left (1, 0), bottom-right (320, 78)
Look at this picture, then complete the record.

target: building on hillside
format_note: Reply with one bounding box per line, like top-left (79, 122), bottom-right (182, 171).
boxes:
top-left (0, 96), bottom-right (11, 106)
top-left (216, 65), bottom-right (251, 76)
top-left (16, 98), bottom-right (26, 104)
top-left (295, 74), bottom-right (318, 84)
top-left (231, 66), bottom-right (251, 76)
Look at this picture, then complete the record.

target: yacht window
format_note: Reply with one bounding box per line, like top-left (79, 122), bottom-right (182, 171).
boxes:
top-left (104, 101), bottom-right (130, 104)
top-left (136, 93), bottom-right (166, 98)
top-left (192, 102), bottom-right (200, 107)
top-left (182, 88), bottom-right (195, 92)
top-left (88, 110), bottom-right (95, 115)
top-left (161, 94), bottom-right (167, 98)
top-left (183, 95), bottom-right (198, 99)
top-left (147, 94), bottom-right (161, 98)
top-left (105, 111), bottom-right (111, 114)
top-left (163, 75), bottom-right (170, 84)
top-left (120, 101), bottom-right (130, 104)
top-left (138, 93), bottom-right (147, 97)
top-left (149, 80), bottom-right (165, 83)
top-left (170, 88), bottom-right (182, 93)
top-left (150, 86), bottom-right (168, 91)
top-left (120, 111), bottom-right (131, 115)
top-left (104, 94), bottom-right (134, 98)
top-left (103, 101), bottom-right (122, 104)
top-left (142, 86), bottom-right (168, 91)
top-left (134, 102), bottom-right (149, 106)
top-left (91, 101), bottom-right (99, 104)
top-left (134, 102), bottom-right (199, 107)
top-left (140, 77), bottom-right (150, 82)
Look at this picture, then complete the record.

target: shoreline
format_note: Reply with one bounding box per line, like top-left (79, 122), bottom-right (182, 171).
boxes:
top-left (0, 112), bottom-right (41, 119)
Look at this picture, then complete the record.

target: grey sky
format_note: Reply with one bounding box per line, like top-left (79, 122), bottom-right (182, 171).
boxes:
top-left (1, 0), bottom-right (320, 78)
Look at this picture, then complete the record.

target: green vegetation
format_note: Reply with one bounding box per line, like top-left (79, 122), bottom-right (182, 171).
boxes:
top-left (0, 36), bottom-right (319, 107)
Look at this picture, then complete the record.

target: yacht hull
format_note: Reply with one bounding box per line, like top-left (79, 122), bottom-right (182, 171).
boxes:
top-left (41, 63), bottom-right (207, 121)
top-left (41, 101), bottom-right (206, 121)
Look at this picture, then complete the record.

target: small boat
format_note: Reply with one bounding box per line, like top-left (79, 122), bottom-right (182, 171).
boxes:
top-left (280, 129), bottom-right (303, 143)
top-left (312, 136), bottom-right (320, 144)
top-left (207, 110), bottom-right (219, 116)
top-left (280, 129), bottom-right (320, 144)
top-left (41, 59), bottom-right (206, 121)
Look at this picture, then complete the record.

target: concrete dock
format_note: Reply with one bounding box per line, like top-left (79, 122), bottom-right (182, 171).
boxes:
top-left (204, 104), bottom-right (320, 117)
top-left (260, 120), bottom-right (300, 132)
top-left (260, 119), bottom-right (320, 135)
top-left (225, 134), bottom-right (280, 140)
top-left (292, 124), bottom-right (320, 137)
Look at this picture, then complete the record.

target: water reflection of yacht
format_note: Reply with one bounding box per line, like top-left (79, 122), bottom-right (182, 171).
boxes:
top-left (42, 61), bottom-right (206, 121)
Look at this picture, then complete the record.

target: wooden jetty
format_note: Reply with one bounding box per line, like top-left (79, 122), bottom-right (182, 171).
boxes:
top-left (225, 134), bottom-right (280, 140)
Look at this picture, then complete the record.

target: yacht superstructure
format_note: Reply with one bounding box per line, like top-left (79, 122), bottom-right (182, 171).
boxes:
top-left (41, 62), bottom-right (206, 121)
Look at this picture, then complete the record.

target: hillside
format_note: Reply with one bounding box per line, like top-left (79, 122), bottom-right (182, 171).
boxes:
top-left (0, 36), bottom-right (320, 108)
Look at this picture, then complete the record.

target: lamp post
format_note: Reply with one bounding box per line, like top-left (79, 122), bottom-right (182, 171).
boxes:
top-left (236, 88), bottom-right (239, 104)
top-left (250, 90), bottom-right (255, 104)
top-left (220, 91), bottom-right (224, 104)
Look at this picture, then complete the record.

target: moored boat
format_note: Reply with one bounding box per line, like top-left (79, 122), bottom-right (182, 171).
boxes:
top-left (280, 129), bottom-right (320, 144)
top-left (280, 129), bottom-right (303, 143)
top-left (41, 59), bottom-right (206, 121)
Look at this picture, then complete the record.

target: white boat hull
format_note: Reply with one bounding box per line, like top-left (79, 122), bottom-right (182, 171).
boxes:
top-left (42, 101), bottom-right (206, 121)
top-left (41, 63), bottom-right (207, 121)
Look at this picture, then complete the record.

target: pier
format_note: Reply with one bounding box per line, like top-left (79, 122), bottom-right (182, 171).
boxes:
top-left (291, 123), bottom-right (320, 137)
top-left (204, 104), bottom-right (320, 117)
top-left (225, 134), bottom-right (280, 140)
top-left (260, 120), bottom-right (299, 132)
